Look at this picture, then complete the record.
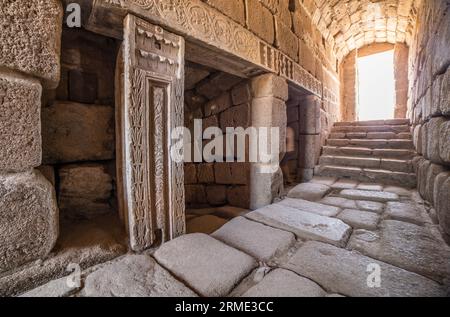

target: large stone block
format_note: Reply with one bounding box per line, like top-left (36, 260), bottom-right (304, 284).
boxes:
top-left (0, 0), bottom-right (63, 88)
top-left (220, 103), bottom-right (251, 130)
top-left (227, 185), bottom-right (250, 209)
top-left (249, 164), bottom-right (284, 209)
top-left (299, 97), bottom-right (321, 134)
top-left (205, 0), bottom-right (246, 26)
top-left (251, 74), bottom-right (289, 101)
top-left (298, 134), bottom-right (321, 168)
top-left (246, 0), bottom-right (275, 44)
top-left (42, 102), bottom-right (115, 164)
top-left (58, 163), bottom-right (113, 219)
top-left (0, 72), bottom-right (42, 172)
top-left (425, 163), bottom-right (447, 204)
top-left (440, 66), bottom-right (450, 115)
top-left (0, 170), bottom-right (58, 273)
top-left (427, 117), bottom-right (446, 164)
top-left (439, 120), bottom-right (450, 164)
top-left (435, 172), bottom-right (450, 236)
top-left (275, 18), bottom-right (299, 62)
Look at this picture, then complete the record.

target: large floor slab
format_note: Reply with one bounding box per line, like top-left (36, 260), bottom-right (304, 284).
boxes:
top-left (348, 220), bottom-right (450, 283)
top-left (384, 202), bottom-right (426, 226)
top-left (242, 269), bottom-right (326, 297)
top-left (337, 209), bottom-right (380, 230)
top-left (245, 205), bottom-right (352, 247)
top-left (212, 217), bottom-right (295, 262)
top-left (284, 241), bottom-right (446, 297)
top-left (153, 234), bottom-right (257, 297)
top-left (82, 255), bottom-right (197, 297)
top-left (287, 183), bottom-right (331, 201)
top-left (276, 198), bottom-right (341, 217)
top-left (339, 189), bottom-right (399, 202)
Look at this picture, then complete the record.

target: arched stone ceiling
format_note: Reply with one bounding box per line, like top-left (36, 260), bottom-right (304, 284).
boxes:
top-left (307, 0), bottom-right (420, 60)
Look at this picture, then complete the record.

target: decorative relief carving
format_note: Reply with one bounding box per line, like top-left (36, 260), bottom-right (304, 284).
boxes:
top-left (120, 14), bottom-right (185, 251)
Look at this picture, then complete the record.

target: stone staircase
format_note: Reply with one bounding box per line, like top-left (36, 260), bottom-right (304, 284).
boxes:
top-left (315, 119), bottom-right (417, 188)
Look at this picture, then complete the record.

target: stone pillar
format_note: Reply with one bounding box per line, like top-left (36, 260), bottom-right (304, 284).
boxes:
top-left (297, 95), bottom-right (321, 182)
top-left (249, 74), bottom-right (288, 209)
top-left (0, 0), bottom-right (63, 273)
top-left (394, 43), bottom-right (409, 119)
top-left (340, 51), bottom-right (357, 122)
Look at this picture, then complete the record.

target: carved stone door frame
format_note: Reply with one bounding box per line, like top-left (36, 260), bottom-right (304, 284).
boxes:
top-left (116, 14), bottom-right (185, 251)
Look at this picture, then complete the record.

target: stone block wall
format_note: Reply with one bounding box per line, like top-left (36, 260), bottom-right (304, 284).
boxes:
top-left (184, 66), bottom-right (251, 209)
top-left (408, 0), bottom-right (450, 241)
top-left (41, 27), bottom-right (119, 220)
top-left (0, 0), bottom-right (62, 273)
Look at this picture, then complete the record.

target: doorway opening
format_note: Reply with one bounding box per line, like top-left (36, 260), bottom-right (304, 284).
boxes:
top-left (356, 50), bottom-right (395, 121)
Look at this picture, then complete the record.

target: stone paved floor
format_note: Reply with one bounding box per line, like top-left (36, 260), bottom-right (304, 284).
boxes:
top-left (20, 177), bottom-right (450, 297)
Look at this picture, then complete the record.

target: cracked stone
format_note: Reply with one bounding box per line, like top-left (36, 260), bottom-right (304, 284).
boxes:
top-left (340, 190), bottom-right (399, 202)
top-left (287, 183), bottom-right (331, 201)
top-left (337, 209), bottom-right (380, 230)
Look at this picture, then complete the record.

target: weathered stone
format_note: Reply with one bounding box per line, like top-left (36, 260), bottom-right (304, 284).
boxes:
top-left (184, 164), bottom-right (197, 184)
top-left (285, 241), bottom-right (445, 297)
top-left (245, 205), bottom-right (352, 247)
top-left (215, 162), bottom-right (248, 185)
top-left (20, 276), bottom-right (80, 298)
top-left (287, 183), bottom-right (331, 201)
top-left (185, 184), bottom-right (207, 206)
top-left (212, 205), bottom-right (249, 219)
top-left (0, 170), bottom-right (58, 273)
top-left (185, 65), bottom-right (210, 90)
top-left (331, 179), bottom-right (359, 189)
top-left (249, 164), bottom-right (283, 209)
top-left (439, 121), bottom-right (450, 164)
top-left (0, 0), bottom-right (63, 88)
top-left (356, 183), bottom-right (384, 191)
top-left (440, 66), bottom-right (450, 115)
top-left (435, 173), bottom-right (450, 236)
top-left (356, 201), bottom-right (385, 214)
top-left (227, 185), bottom-right (250, 209)
top-left (242, 269), bottom-right (326, 297)
top-left (275, 18), bottom-right (299, 61)
top-left (298, 134), bottom-right (321, 168)
top-left (212, 217), bottom-right (295, 261)
top-left (188, 215), bottom-right (227, 235)
top-left (299, 96), bottom-right (321, 134)
top-left (383, 186), bottom-right (413, 197)
top-left (250, 74), bottom-right (288, 101)
top-left (384, 202), bottom-right (425, 226)
top-left (231, 82), bottom-right (251, 105)
top-left (42, 102), bottom-right (114, 164)
top-left (37, 165), bottom-right (56, 187)
top-left (154, 234), bottom-right (257, 297)
top-left (427, 117), bottom-right (446, 164)
top-left (69, 70), bottom-right (98, 104)
top-left (425, 163), bottom-right (446, 204)
top-left (58, 164), bottom-right (112, 219)
top-left (0, 72), bottom-right (42, 171)
top-left (348, 221), bottom-right (450, 283)
top-left (83, 255), bottom-right (197, 297)
top-left (310, 176), bottom-right (338, 186)
top-left (204, 92), bottom-right (232, 116)
top-left (220, 103), bottom-right (251, 130)
top-left (197, 163), bottom-right (215, 183)
top-left (277, 198), bottom-right (341, 217)
top-left (337, 209), bottom-right (380, 230)
top-left (206, 185), bottom-right (227, 206)
top-left (246, 0), bottom-right (275, 44)
top-left (320, 196), bottom-right (358, 209)
top-left (340, 190), bottom-right (399, 202)
top-left (196, 73), bottom-right (242, 100)
top-left (205, 0), bottom-right (246, 25)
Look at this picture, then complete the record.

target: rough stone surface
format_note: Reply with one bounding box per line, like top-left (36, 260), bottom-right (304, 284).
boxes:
top-left (287, 183), bottom-right (331, 201)
top-left (20, 276), bottom-right (79, 297)
top-left (0, 0), bottom-right (63, 87)
top-left (285, 241), bottom-right (446, 297)
top-left (0, 170), bottom-right (58, 273)
top-left (242, 269), bottom-right (326, 297)
top-left (439, 121), bottom-right (450, 164)
top-left (245, 205), bottom-right (352, 247)
top-left (384, 202), bottom-right (425, 226)
top-left (42, 102), bottom-right (115, 164)
top-left (435, 173), bottom-right (450, 236)
top-left (212, 217), bottom-right (295, 262)
top-left (277, 198), bottom-right (341, 217)
top-left (348, 221), bottom-right (450, 283)
top-left (330, 179), bottom-right (358, 189)
top-left (0, 72), bottom-right (42, 172)
top-left (337, 209), bottom-right (380, 230)
top-left (83, 255), bottom-right (197, 297)
top-left (340, 190), bottom-right (399, 202)
top-left (58, 164), bottom-right (113, 219)
top-left (154, 234), bottom-right (257, 297)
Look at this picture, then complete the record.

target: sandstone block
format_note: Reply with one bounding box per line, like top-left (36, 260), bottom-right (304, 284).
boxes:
top-left (384, 201), bottom-right (425, 226)
top-left (0, 0), bottom-right (63, 88)
top-left (427, 117), bottom-right (446, 164)
top-left (204, 92), bottom-right (232, 117)
top-left (186, 215), bottom-right (228, 234)
top-left (277, 198), bottom-right (341, 217)
top-left (83, 254), bottom-right (197, 297)
top-left (440, 66), bottom-right (450, 115)
top-left (215, 162), bottom-right (248, 185)
top-left (42, 102), bottom-right (114, 164)
top-left (439, 120), bottom-right (450, 164)
top-left (212, 217), bottom-right (295, 261)
top-left (275, 18), bottom-right (299, 61)
top-left (0, 170), bottom-right (58, 273)
top-left (249, 164), bottom-right (283, 209)
top-left (154, 234), bottom-right (257, 297)
top-left (206, 185), bottom-right (227, 206)
top-left (184, 164), bottom-right (197, 184)
top-left (220, 103), bottom-right (251, 130)
top-left (205, 0), bottom-right (246, 25)
top-left (246, 0), bottom-right (275, 44)
top-left (251, 74), bottom-right (288, 101)
top-left (197, 163), bottom-right (215, 183)
top-left (287, 183), bottom-right (331, 201)
top-left (185, 65), bottom-right (210, 90)
top-left (185, 184), bottom-right (207, 206)
top-left (227, 185), bottom-right (250, 209)
top-left (299, 97), bottom-right (321, 134)
top-left (58, 164), bottom-right (113, 219)
top-left (435, 173), bottom-right (450, 236)
top-left (337, 209), bottom-right (380, 230)
top-left (0, 72), bottom-right (42, 172)
top-left (231, 82), bottom-right (251, 105)
top-left (339, 189), bottom-right (399, 202)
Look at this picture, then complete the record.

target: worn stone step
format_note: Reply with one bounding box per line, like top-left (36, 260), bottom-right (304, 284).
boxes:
top-left (332, 125), bottom-right (410, 134)
top-left (245, 204), bottom-right (352, 247)
top-left (319, 156), bottom-right (413, 173)
top-left (322, 146), bottom-right (416, 160)
top-left (284, 241), bottom-right (446, 297)
top-left (327, 139), bottom-right (415, 150)
top-left (334, 119), bottom-right (410, 127)
top-left (315, 165), bottom-right (417, 188)
top-left (329, 132), bottom-right (412, 140)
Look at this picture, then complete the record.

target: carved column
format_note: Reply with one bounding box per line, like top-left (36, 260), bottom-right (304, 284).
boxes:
top-left (117, 15), bottom-right (185, 251)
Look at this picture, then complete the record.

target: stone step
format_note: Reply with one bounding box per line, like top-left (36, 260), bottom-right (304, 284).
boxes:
top-left (319, 156), bottom-right (413, 173)
top-left (322, 146), bottom-right (416, 160)
top-left (334, 119), bottom-right (410, 127)
top-left (327, 139), bottom-right (415, 150)
top-left (315, 165), bottom-right (417, 188)
top-left (329, 131), bottom-right (412, 140)
top-left (332, 125), bottom-right (410, 134)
